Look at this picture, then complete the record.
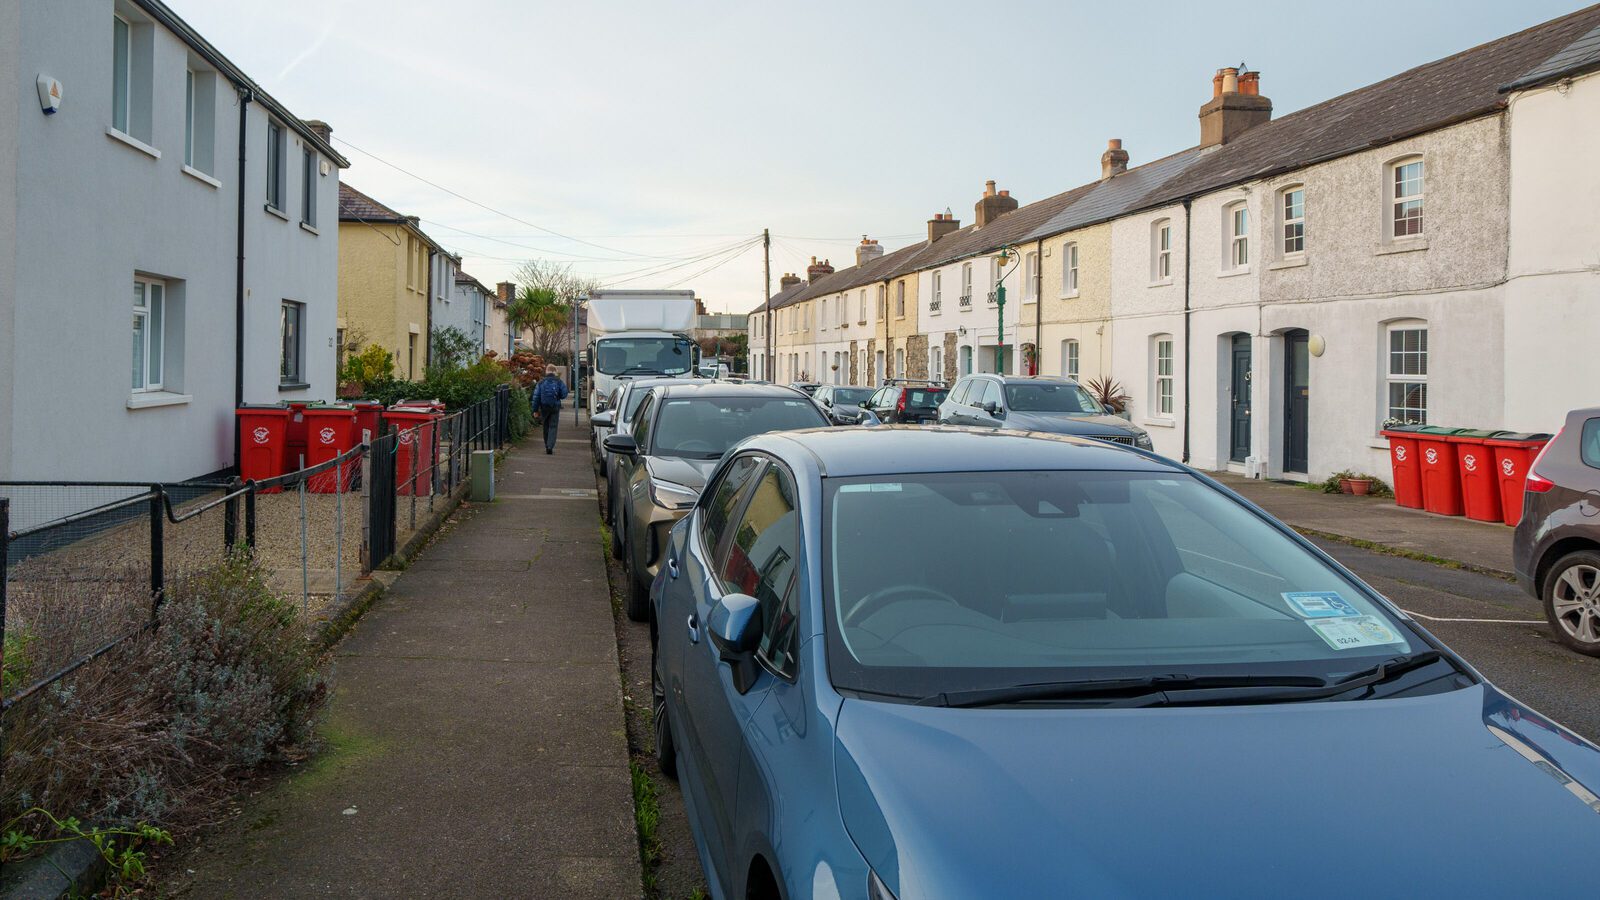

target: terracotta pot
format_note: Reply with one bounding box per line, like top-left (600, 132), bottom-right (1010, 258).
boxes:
top-left (1338, 478), bottom-right (1354, 494)
top-left (1349, 479), bottom-right (1373, 496)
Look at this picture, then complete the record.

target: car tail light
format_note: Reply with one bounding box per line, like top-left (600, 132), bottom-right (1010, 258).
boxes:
top-left (896, 391), bottom-right (908, 412)
top-left (1526, 429), bottom-right (1561, 493)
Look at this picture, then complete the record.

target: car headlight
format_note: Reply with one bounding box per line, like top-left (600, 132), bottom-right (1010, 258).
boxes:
top-left (649, 478), bottom-right (699, 510)
top-left (868, 870), bottom-right (898, 900)
top-left (1133, 430), bottom-right (1153, 449)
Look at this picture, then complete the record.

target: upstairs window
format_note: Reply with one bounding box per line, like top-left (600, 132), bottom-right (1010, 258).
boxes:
top-left (1282, 187), bottom-right (1305, 255)
top-left (961, 262), bottom-right (973, 301)
top-left (1153, 220), bottom-right (1172, 281)
top-left (1385, 324), bottom-right (1428, 425)
top-left (858, 290), bottom-right (866, 324)
top-left (1023, 252), bottom-right (1039, 301)
top-left (1228, 203), bottom-right (1249, 269)
top-left (1063, 242), bottom-right (1079, 295)
top-left (1392, 159), bottom-right (1424, 238)
top-left (110, 13), bottom-right (153, 143)
top-left (301, 147), bottom-right (317, 227)
top-left (877, 284), bottom-right (886, 319)
top-left (895, 281), bottom-right (906, 317)
top-left (932, 270), bottom-right (942, 312)
top-left (113, 15), bottom-right (131, 133)
top-left (266, 121), bottom-right (285, 211)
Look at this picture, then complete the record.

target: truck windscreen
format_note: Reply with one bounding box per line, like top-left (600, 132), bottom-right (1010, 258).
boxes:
top-left (595, 337), bottom-right (694, 376)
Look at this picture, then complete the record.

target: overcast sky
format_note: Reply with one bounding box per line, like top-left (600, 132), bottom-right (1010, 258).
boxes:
top-left (178, 0), bottom-right (1584, 312)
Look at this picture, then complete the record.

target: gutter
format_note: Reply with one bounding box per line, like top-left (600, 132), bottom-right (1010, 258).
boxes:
top-left (1034, 237), bottom-right (1044, 375)
top-left (1181, 197), bottom-right (1193, 465)
top-left (233, 86), bottom-right (253, 470)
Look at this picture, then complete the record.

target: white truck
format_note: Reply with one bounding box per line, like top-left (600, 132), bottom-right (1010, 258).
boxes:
top-left (584, 290), bottom-right (701, 411)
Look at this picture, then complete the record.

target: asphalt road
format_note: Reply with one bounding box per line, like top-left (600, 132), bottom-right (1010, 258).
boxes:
top-left (1311, 536), bottom-right (1600, 742)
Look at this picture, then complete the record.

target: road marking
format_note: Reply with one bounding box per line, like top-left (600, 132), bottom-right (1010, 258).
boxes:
top-left (1401, 609), bottom-right (1544, 625)
top-left (496, 495), bottom-right (598, 501)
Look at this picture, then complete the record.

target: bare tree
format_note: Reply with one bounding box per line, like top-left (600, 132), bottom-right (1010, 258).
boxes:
top-left (511, 260), bottom-right (602, 363)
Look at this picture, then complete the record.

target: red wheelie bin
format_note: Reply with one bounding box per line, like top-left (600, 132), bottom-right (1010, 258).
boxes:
top-left (351, 400), bottom-right (385, 444)
top-left (235, 405), bottom-right (290, 494)
top-left (388, 406), bottom-right (439, 496)
top-left (1381, 425), bottom-right (1425, 509)
top-left (1484, 432), bottom-right (1553, 526)
top-left (1415, 426), bottom-right (1465, 516)
top-left (303, 404), bottom-right (358, 493)
top-left (1447, 429), bottom-right (1508, 523)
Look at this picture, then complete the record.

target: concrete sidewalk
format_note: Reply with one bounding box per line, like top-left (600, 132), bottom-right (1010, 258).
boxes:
top-left (1212, 472), bottom-right (1516, 577)
top-left (169, 418), bottom-right (638, 898)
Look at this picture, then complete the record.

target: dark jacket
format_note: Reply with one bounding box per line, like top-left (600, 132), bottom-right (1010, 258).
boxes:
top-left (533, 375), bottom-right (570, 408)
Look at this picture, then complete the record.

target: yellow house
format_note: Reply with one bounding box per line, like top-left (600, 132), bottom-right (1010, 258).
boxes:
top-left (1020, 221), bottom-right (1113, 384)
top-left (337, 183), bottom-right (437, 380)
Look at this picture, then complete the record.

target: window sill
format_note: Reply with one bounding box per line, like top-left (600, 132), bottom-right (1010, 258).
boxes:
top-left (1269, 256), bottom-right (1308, 270)
top-left (106, 126), bottom-right (160, 159)
top-left (1148, 279), bottom-right (1174, 288)
top-left (1218, 266), bottom-right (1251, 279)
top-left (1376, 237), bottom-right (1429, 256)
top-left (1061, 291), bottom-right (1080, 300)
top-left (1023, 297), bottom-right (1038, 305)
top-left (182, 165), bottom-right (221, 188)
top-left (300, 221), bottom-right (320, 236)
top-left (278, 381), bottom-right (311, 392)
top-left (127, 391), bottom-right (191, 410)
top-left (264, 204), bottom-right (290, 222)
top-left (1142, 417), bottom-right (1177, 428)
top-left (1366, 437), bottom-right (1391, 450)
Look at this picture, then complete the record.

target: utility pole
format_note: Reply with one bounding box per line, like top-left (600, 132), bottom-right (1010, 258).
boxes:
top-left (763, 228), bottom-right (772, 383)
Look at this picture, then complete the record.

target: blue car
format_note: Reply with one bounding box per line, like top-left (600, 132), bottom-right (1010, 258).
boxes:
top-left (650, 426), bottom-right (1600, 899)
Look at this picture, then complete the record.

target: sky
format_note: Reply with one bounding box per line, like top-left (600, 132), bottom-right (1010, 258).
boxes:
top-left (176, 0), bottom-right (1587, 313)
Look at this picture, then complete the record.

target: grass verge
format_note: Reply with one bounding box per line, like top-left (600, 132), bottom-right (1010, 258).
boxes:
top-left (1292, 526), bottom-right (1516, 582)
top-left (632, 761), bottom-right (663, 893)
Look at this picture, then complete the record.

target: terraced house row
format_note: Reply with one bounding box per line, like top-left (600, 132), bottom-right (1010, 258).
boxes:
top-left (749, 6), bottom-right (1600, 481)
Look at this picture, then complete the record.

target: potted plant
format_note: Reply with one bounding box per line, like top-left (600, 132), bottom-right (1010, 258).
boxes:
top-left (1346, 476), bottom-right (1375, 496)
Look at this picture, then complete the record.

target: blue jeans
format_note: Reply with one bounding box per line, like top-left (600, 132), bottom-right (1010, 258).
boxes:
top-left (540, 405), bottom-right (560, 450)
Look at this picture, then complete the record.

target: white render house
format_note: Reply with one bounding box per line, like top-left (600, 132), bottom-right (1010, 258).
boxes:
top-left (0, 0), bottom-right (346, 483)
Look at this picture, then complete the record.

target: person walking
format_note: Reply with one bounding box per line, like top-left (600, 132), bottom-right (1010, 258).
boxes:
top-left (533, 368), bottom-right (570, 454)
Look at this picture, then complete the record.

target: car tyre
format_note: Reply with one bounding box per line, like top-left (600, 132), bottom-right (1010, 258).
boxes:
top-left (622, 521), bottom-right (651, 622)
top-left (1543, 549), bottom-right (1600, 657)
top-left (652, 647), bottom-right (678, 779)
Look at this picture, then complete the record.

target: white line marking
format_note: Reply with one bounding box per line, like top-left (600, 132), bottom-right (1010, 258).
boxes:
top-left (1401, 609), bottom-right (1544, 625)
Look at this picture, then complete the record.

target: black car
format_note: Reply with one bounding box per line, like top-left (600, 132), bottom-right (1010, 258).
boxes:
top-left (812, 385), bottom-right (877, 424)
top-left (788, 381), bottom-right (821, 396)
top-left (938, 374), bottom-right (1153, 449)
top-left (1512, 407), bottom-right (1600, 656)
top-left (864, 380), bottom-right (948, 424)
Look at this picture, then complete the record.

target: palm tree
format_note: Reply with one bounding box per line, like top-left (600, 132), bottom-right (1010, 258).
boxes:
top-left (506, 286), bottom-right (572, 361)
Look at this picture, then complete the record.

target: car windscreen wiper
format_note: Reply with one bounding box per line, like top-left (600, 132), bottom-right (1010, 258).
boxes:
top-left (919, 651), bottom-right (1448, 709)
top-left (618, 366), bottom-right (666, 376)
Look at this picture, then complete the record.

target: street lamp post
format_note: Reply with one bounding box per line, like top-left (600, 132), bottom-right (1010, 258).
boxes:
top-left (993, 244), bottom-right (1021, 374)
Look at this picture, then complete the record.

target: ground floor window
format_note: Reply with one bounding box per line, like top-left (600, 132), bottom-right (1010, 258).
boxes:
top-left (408, 332), bottom-right (418, 377)
top-left (1153, 335), bottom-right (1174, 416)
top-left (1063, 339), bottom-right (1080, 380)
top-left (931, 346), bottom-right (943, 382)
top-left (280, 300), bottom-right (305, 384)
top-left (132, 276), bottom-right (165, 391)
top-left (1385, 324), bottom-right (1428, 425)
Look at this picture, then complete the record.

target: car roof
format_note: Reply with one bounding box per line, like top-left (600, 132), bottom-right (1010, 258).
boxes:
top-left (653, 382), bottom-right (809, 400)
top-left (958, 374), bottom-right (1080, 385)
top-left (747, 426), bottom-right (1182, 478)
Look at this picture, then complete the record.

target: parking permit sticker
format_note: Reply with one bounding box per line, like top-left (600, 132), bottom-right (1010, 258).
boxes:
top-left (1308, 616), bottom-right (1402, 651)
top-left (1284, 591), bottom-right (1359, 618)
top-left (839, 483), bottom-right (902, 493)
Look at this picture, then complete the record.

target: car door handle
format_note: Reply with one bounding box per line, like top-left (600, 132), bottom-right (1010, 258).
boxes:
top-left (686, 614), bottom-right (700, 644)
top-left (667, 556), bottom-right (680, 579)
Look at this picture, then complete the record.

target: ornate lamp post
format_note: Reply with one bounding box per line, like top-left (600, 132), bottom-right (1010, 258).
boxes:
top-left (992, 244), bottom-right (1022, 374)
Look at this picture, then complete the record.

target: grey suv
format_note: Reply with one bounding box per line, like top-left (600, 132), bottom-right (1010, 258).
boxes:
top-left (1513, 407), bottom-right (1600, 656)
top-left (938, 374), bottom-right (1152, 449)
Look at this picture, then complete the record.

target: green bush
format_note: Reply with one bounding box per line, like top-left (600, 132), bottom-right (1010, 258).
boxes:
top-left (507, 385), bottom-right (532, 440)
top-left (1314, 470), bottom-right (1393, 497)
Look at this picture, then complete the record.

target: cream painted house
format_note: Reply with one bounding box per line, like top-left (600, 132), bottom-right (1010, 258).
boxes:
top-left (337, 183), bottom-right (437, 379)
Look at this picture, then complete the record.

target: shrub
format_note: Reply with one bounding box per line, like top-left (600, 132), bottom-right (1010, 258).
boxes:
top-left (507, 385), bottom-right (532, 440)
top-left (1313, 470), bottom-right (1393, 497)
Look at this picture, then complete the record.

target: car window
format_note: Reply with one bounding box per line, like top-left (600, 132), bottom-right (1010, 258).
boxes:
top-left (949, 379), bottom-right (972, 406)
top-left (630, 392), bottom-right (655, 446)
top-left (824, 470), bottom-right (1420, 698)
top-left (905, 388), bottom-right (947, 407)
top-left (719, 465), bottom-right (802, 678)
top-left (699, 455), bottom-right (766, 567)
top-left (606, 388), bottom-right (621, 414)
top-left (868, 389), bottom-right (885, 408)
top-left (652, 397), bottom-right (827, 459)
top-left (835, 388), bottom-right (874, 407)
top-left (815, 387), bottom-right (830, 404)
top-left (623, 385), bottom-right (655, 423)
top-left (1583, 418), bottom-right (1600, 470)
top-left (1005, 382), bottom-right (1100, 414)
top-left (979, 381), bottom-right (1003, 409)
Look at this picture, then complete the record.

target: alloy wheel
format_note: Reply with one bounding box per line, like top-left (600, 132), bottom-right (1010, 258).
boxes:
top-left (1551, 563), bottom-right (1600, 646)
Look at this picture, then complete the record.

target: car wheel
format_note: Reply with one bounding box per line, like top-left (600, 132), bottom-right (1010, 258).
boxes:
top-left (623, 524), bottom-right (651, 622)
top-left (652, 646), bottom-right (678, 779)
top-left (1544, 550), bottom-right (1600, 656)
top-left (610, 501), bottom-right (624, 559)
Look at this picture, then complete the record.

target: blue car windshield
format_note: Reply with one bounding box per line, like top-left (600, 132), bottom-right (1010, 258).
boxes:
top-left (1004, 382), bottom-right (1100, 413)
top-left (824, 471), bottom-right (1419, 695)
top-left (652, 398), bottom-right (826, 459)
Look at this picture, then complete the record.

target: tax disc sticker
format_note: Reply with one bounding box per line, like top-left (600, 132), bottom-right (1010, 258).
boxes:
top-left (1308, 616), bottom-right (1403, 651)
top-left (1283, 591), bottom-right (1359, 618)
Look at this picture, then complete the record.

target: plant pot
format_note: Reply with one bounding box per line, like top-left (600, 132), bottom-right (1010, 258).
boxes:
top-left (1348, 479), bottom-right (1373, 496)
top-left (1338, 478), bottom-right (1354, 494)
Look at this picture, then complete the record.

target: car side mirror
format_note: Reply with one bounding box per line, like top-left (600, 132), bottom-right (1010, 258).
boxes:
top-left (858, 409), bottom-right (883, 427)
top-left (858, 401), bottom-right (869, 409)
top-left (591, 410), bottom-right (615, 428)
top-left (983, 401), bottom-right (1001, 416)
top-left (603, 433), bottom-right (638, 456)
top-left (708, 593), bottom-right (763, 692)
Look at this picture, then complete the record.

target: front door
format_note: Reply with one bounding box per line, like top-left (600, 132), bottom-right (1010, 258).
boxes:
top-left (1229, 334), bottom-right (1252, 462)
top-left (1284, 329), bottom-right (1310, 473)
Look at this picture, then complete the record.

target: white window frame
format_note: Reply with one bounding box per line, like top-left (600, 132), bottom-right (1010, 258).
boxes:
top-left (1023, 251), bottom-right (1039, 302)
top-left (1063, 242), bottom-right (1079, 296)
top-left (1153, 220), bottom-right (1172, 282)
top-left (858, 290), bottom-right (866, 324)
top-left (132, 276), bottom-right (165, 392)
top-left (1153, 335), bottom-right (1175, 417)
top-left (1385, 322), bottom-right (1428, 425)
top-left (931, 345), bottom-right (943, 380)
top-left (895, 347), bottom-right (905, 378)
top-left (1064, 339), bottom-right (1080, 380)
top-left (112, 14), bottom-right (132, 133)
top-left (931, 270), bottom-right (942, 314)
top-left (961, 262), bottom-right (973, 305)
top-left (1226, 202), bottom-right (1249, 271)
top-left (1391, 157), bottom-right (1424, 239)
top-left (1281, 186), bottom-right (1305, 256)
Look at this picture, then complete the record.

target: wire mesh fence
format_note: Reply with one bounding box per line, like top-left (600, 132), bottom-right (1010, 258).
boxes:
top-left (2, 387), bottom-right (513, 717)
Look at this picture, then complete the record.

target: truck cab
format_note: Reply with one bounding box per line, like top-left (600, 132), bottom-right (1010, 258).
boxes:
top-left (585, 290), bottom-right (702, 410)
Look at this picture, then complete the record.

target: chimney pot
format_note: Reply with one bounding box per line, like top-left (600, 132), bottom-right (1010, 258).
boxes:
top-left (1101, 138), bottom-right (1130, 180)
top-left (1107, 138), bottom-right (1122, 150)
top-left (984, 179), bottom-right (997, 197)
top-left (1220, 66), bottom-right (1240, 94)
top-left (999, 190), bottom-right (1010, 198)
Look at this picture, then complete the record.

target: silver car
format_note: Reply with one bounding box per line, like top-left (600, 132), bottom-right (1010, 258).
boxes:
top-left (591, 377), bottom-right (680, 537)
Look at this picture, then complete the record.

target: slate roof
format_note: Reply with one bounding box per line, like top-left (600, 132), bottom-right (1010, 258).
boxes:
top-left (1022, 148), bottom-right (1206, 242)
top-left (1501, 18), bottom-right (1600, 91)
top-left (1141, 4), bottom-right (1600, 204)
top-left (338, 182), bottom-right (407, 223)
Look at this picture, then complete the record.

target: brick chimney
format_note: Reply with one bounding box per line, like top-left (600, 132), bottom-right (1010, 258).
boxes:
top-left (304, 119), bottom-right (333, 144)
top-left (856, 236), bottom-right (885, 266)
top-left (974, 180), bottom-right (1019, 228)
top-left (496, 281), bottom-right (515, 302)
top-left (807, 256), bottom-right (835, 282)
top-left (927, 213), bottom-right (960, 243)
top-left (779, 273), bottom-right (803, 290)
top-left (1101, 138), bottom-right (1129, 180)
top-left (1199, 67), bottom-right (1272, 147)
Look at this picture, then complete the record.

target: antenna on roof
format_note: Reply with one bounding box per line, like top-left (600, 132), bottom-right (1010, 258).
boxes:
top-left (944, 206), bottom-right (953, 218)
top-left (1238, 61), bottom-right (1249, 74)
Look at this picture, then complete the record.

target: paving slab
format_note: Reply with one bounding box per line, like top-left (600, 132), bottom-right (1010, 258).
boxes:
top-left (167, 424), bottom-right (638, 899)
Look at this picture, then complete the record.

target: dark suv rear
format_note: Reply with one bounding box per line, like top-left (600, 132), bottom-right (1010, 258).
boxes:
top-left (865, 380), bottom-right (948, 424)
top-left (1512, 407), bottom-right (1600, 656)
